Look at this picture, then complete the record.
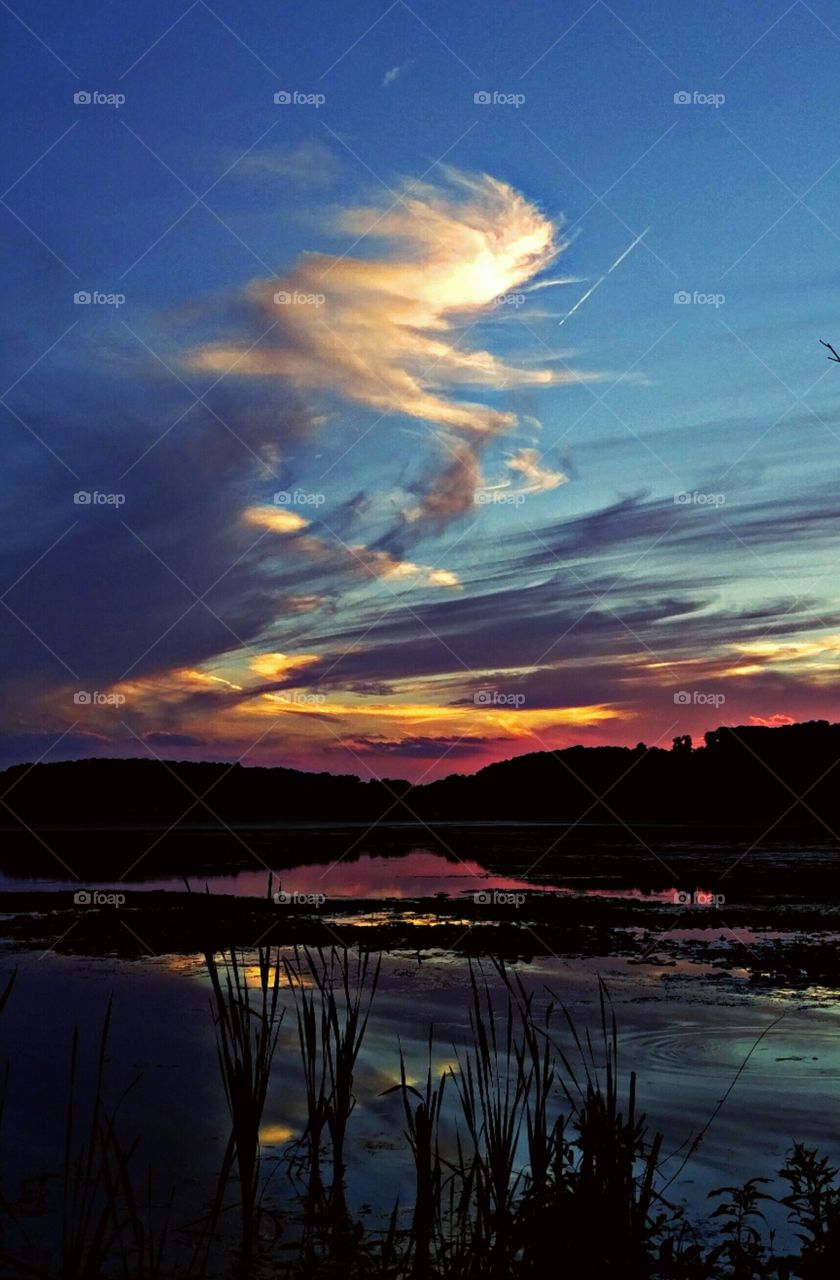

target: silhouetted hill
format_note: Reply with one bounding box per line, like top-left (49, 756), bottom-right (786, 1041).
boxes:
top-left (2, 720), bottom-right (840, 831)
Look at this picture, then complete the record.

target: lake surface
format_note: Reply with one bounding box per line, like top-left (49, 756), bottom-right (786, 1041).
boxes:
top-left (0, 845), bottom-right (712, 904)
top-left (2, 947), bottom-right (838, 1240)
top-left (1, 834), bottom-right (839, 1272)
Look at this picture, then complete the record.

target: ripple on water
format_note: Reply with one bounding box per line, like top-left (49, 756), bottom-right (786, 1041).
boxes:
top-left (618, 1023), bottom-right (840, 1078)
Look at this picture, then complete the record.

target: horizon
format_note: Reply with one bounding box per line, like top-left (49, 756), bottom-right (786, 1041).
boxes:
top-left (2, 714), bottom-right (835, 789)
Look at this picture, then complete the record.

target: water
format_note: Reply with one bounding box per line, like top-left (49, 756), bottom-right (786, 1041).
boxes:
top-left (0, 846), bottom-right (706, 904)
top-left (1, 836), bottom-right (838, 1269)
top-left (2, 948), bottom-right (838, 1225)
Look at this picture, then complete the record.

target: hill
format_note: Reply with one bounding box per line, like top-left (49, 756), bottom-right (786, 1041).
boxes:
top-left (2, 720), bottom-right (840, 829)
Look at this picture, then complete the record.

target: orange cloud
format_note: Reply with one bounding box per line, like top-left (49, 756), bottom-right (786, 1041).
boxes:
top-left (192, 172), bottom-right (572, 437)
top-left (241, 504), bottom-right (461, 590)
top-left (243, 505), bottom-right (309, 533)
top-left (505, 447), bottom-right (567, 494)
top-left (248, 652), bottom-right (320, 680)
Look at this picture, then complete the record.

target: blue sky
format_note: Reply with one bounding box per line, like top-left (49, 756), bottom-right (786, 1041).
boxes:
top-left (3, 0), bottom-right (840, 777)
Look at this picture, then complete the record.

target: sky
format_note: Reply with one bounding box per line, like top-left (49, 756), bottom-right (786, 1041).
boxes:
top-left (3, 0), bottom-right (840, 781)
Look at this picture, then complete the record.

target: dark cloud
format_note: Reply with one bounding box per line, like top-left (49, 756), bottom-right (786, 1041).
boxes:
top-left (337, 735), bottom-right (508, 760)
top-left (143, 731), bottom-right (207, 748)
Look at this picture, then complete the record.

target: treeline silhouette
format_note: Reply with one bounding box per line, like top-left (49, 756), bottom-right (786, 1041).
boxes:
top-left (2, 719), bottom-right (840, 830)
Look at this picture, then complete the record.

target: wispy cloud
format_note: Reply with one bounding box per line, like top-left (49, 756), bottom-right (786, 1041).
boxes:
top-left (234, 138), bottom-right (339, 188)
top-left (191, 170), bottom-right (595, 539)
top-left (192, 171), bottom-right (575, 432)
top-left (382, 63), bottom-right (407, 87)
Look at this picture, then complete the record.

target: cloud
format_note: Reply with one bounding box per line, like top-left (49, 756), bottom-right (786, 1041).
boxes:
top-left (143, 731), bottom-right (206, 748)
top-left (339, 734), bottom-right (506, 759)
top-left (192, 171), bottom-right (571, 430)
top-left (348, 547), bottom-right (459, 588)
top-left (406, 438), bottom-right (483, 528)
top-left (234, 139), bottom-right (339, 188)
top-left (505, 447), bottom-right (567, 494)
top-left (243, 505), bottom-right (309, 533)
top-left (283, 594), bottom-right (328, 614)
top-left (190, 171), bottom-right (597, 537)
top-left (240, 503), bottom-right (461, 589)
top-left (248, 652), bottom-right (320, 679)
top-left (382, 64), bottom-right (407, 87)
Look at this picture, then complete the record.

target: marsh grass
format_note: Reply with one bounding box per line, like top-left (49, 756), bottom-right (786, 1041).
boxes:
top-left (201, 945), bottom-right (285, 1274)
top-left (0, 996), bottom-right (161, 1280)
top-left (381, 1031), bottom-right (448, 1280)
top-left (0, 954), bottom-right (838, 1279)
top-left (281, 945), bottom-right (380, 1274)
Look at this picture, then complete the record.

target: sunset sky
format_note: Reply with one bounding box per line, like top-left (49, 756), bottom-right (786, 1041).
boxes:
top-left (3, 0), bottom-right (840, 780)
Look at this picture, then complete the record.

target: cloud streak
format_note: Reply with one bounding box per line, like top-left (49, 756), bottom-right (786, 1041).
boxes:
top-left (192, 171), bottom-right (594, 530)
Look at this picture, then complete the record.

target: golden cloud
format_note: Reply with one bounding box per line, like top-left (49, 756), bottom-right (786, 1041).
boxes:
top-left (243, 505), bottom-right (310, 533)
top-left (191, 172), bottom-right (596, 467)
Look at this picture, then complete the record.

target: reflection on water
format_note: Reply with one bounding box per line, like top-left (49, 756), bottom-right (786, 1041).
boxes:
top-left (2, 944), bottom-right (839, 1245)
top-left (0, 846), bottom-right (714, 905)
top-left (0, 848), bottom-right (559, 898)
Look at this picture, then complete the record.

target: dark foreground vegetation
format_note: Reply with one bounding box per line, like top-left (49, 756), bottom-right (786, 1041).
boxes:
top-left (4, 720), bottom-right (840, 830)
top-left (0, 953), bottom-right (838, 1280)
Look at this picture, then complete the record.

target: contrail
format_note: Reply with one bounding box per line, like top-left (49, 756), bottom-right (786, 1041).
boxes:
top-left (557, 227), bottom-right (650, 327)
top-left (557, 276), bottom-right (605, 327)
top-left (607, 226), bottom-right (649, 273)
